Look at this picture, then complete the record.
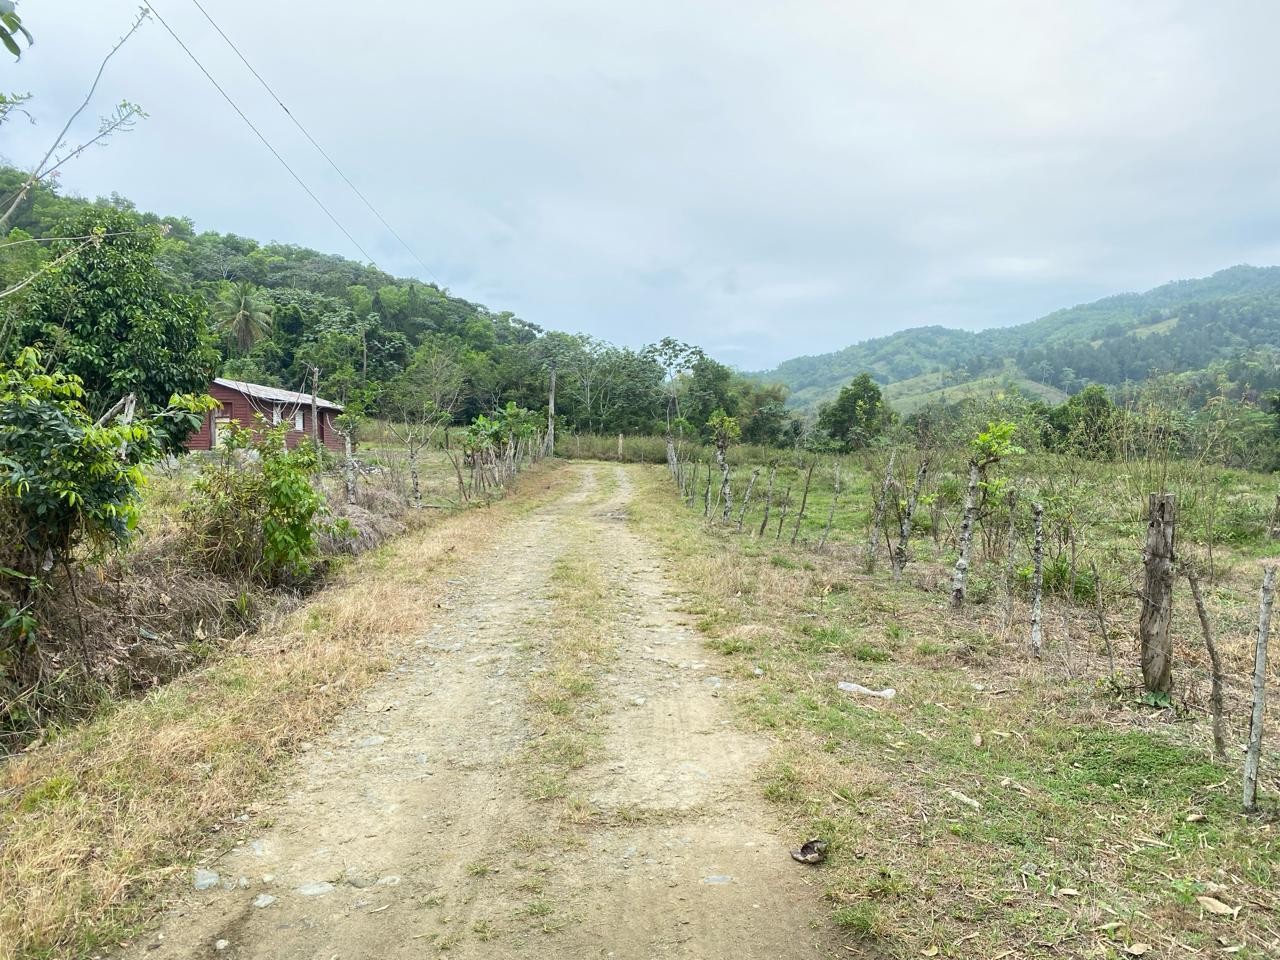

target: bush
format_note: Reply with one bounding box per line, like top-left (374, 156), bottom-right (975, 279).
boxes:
top-left (182, 422), bottom-right (339, 583)
top-left (1016, 555), bottom-right (1097, 604)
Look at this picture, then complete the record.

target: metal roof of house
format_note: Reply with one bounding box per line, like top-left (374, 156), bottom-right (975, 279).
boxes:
top-left (213, 378), bottom-right (344, 412)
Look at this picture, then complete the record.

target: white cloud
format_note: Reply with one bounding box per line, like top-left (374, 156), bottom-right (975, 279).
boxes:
top-left (6, 0), bottom-right (1280, 367)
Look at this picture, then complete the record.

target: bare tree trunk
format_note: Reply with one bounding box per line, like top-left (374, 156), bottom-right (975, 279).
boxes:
top-left (703, 463), bottom-right (712, 518)
top-left (1269, 493), bottom-right (1280, 540)
top-left (818, 461), bottom-right (842, 551)
top-left (715, 440), bottom-right (732, 522)
top-left (544, 364), bottom-right (556, 457)
top-left (1089, 561), bottom-right (1116, 677)
top-left (1139, 493), bottom-right (1177, 695)
top-left (1186, 569), bottom-right (1227, 762)
top-left (775, 486), bottom-right (792, 541)
top-left (1002, 488), bottom-right (1020, 626)
top-left (790, 461), bottom-right (816, 546)
top-left (618, 432), bottom-right (624, 460)
top-left (309, 366), bottom-right (321, 448)
top-left (1243, 564), bottom-right (1278, 812)
top-left (758, 465), bottom-right (777, 538)
top-left (1030, 501), bottom-right (1044, 658)
top-left (343, 432), bottom-right (357, 504)
top-left (866, 451), bottom-right (897, 574)
top-left (950, 458), bottom-right (982, 609)
top-left (445, 448), bottom-right (468, 502)
top-left (665, 429), bottom-right (678, 480)
top-left (893, 457), bottom-right (929, 581)
top-left (738, 468), bottom-right (760, 532)
top-left (408, 446), bottom-right (422, 508)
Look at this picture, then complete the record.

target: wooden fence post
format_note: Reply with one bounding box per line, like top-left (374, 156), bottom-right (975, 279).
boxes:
top-left (866, 451), bottom-right (896, 574)
top-left (1030, 501), bottom-right (1044, 658)
top-left (950, 458), bottom-right (982, 609)
top-left (1138, 493), bottom-right (1177, 695)
top-left (1243, 564), bottom-right (1278, 812)
top-left (1186, 569), bottom-right (1227, 762)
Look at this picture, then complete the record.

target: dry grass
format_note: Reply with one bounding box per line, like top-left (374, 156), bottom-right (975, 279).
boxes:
top-left (627, 463), bottom-right (1280, 959)
top-left (0, 462), bottom-right (570, 960)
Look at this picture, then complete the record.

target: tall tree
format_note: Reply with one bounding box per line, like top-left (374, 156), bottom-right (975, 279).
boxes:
top-left (213, 280), bottom-right (274, 355)
top-left (817, 372), bottom-right (893, 450)
top-left (8, 208), bottom-right (216, 432)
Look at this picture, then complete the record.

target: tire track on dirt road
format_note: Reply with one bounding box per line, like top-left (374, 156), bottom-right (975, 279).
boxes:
top-left (127, 463), bottom-right (841, 959)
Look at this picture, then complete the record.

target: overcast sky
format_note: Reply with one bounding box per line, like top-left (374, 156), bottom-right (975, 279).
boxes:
top-left (5, 1), bottom-right (1279, 368)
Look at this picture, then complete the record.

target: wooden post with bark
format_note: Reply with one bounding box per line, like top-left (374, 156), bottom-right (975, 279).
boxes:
top-left (1001, 488), bottom-right (1020, 627)
top-left (866, 451), bottom-right (896, 574)
top-left (543, 361), bottom-right (556, 457)
top-left (1138, 493), bottom-right (1177, 695)
top-left (775, 486), bottom-right (792, 541)
top-left (738, 468), bottom-right (760, 532)
top-left (893, 457), bottom-right (929, 581)
top-left (1243, 564), bottom-right (1278, 812)
top-left (758, 465), bottom-right (777, 538)
top-left (343, 431), bottom-right (357, 504)
top-left (818, 461), bottom-right (842, 551)
top-left (950, 458), bottom-right (983, 609)
top-left (703, 463), bottom-right (712, 518)
top-left (1186, 568), bottom-right (1227, 762)
top-left (790, 460), bottom-right (816, 546)
top-left (1030, 501), bottom-right (1044, 658)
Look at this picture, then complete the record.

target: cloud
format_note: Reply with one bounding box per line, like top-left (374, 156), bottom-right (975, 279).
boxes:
top-left (7, 0), bottom-right (1280, 368)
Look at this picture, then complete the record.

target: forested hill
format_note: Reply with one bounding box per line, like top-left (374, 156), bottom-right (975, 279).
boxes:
top-left (762, 266), bottom-right (1280, 412)
top-left (0, 167), bottom-right (799, 444)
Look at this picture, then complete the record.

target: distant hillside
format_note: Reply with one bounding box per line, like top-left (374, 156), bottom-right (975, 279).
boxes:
top-left (761, 266), bottom-right (1280, 412)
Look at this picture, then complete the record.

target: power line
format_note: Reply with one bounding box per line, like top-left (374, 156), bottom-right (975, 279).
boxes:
top-left (143, 2), bottom-right (380, 268)
top-left (184, 0), bottom-right (441, 286)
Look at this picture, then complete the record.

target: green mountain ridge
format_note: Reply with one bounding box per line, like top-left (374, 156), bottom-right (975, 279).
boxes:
top-left (761, 265), bottom-right (1280, 412)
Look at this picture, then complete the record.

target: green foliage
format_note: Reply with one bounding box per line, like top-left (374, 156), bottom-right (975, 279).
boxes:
top-left (0, 346), bottom-right (211, 684)
top-left (0, 2), bottom-right (32, 59)
top-left (816, 373), bottom-right (893, 451)
top-left (182, 421), bottom-right (334, 583)
top-left (7, 208), bottom-right (217, 440)
top-left (213, 280), bottom-right (273, 355)
top-left (706, 408), bottom-right (741, 448)
top-left (970, 419), bottom-right (1022, 467)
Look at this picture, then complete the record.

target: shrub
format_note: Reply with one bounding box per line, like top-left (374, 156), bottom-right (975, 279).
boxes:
top-left (182, 421), bottom-right (338, 583)
top-left (0, 347), bottom-right (210, 719)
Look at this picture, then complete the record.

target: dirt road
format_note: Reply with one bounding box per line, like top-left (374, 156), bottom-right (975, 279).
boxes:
top-left (129, 464), bottom-right (839, 959)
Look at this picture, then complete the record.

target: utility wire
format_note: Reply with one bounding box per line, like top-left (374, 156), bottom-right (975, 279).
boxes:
top-left (185, 0), bottom-right (441, 285)
top-left (143, 2), bottom-right (380, 268)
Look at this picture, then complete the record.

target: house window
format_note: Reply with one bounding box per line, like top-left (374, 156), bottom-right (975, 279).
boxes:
top-left (294, 409), bottom-right (305, 432)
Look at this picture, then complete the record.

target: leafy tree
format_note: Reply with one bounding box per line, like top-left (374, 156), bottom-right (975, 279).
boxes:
top-left (8, 209), bottom-right (217, 435)
top-left (213, 280), bottom-right (273, 355)
top-left (0, 346), bottom-right (211, 687)
top-left (817, 373), bottom-right (893, 450)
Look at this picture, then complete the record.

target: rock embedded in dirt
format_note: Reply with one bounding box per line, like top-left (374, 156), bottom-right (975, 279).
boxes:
top-left (343, 868), bottom-right (376, 889)
top-left (354, 735), bottom-right (387, 749)
top-left (296, 881), bottom-right (336, 896)
top-left (193, 868), bottom-right (220, 891)
top-left (252, 894), bottom-right (277, 909)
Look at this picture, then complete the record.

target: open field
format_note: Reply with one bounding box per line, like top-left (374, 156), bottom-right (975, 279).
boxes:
top-left (627, 460), bottom-right (1280, 957)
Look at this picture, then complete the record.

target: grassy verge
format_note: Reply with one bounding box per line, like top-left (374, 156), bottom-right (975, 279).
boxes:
top-left (627, 464), bottom-right (1280, 959)
top-left (0, 462), bottom-right (569, 960)
top-left (522, 469), bottom-right (620, 819)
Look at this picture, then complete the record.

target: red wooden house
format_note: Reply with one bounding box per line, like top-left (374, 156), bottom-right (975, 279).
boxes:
top-left (185, 378), bottom-right (345, 453)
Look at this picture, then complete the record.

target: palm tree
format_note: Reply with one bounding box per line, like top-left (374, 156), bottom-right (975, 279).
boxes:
top-left (214, 281), bottom-right (273, 355)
